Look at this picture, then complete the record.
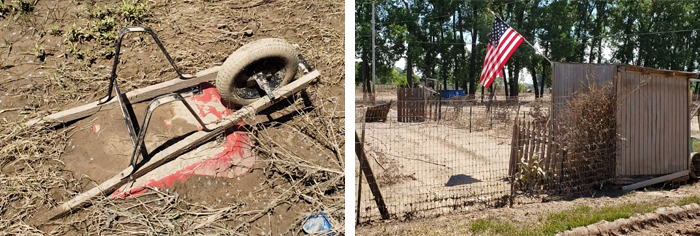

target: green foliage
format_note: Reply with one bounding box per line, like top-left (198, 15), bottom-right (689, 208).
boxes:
top-left (49, 24), bottom-right (62, 36)
top-left (65, 23), bottom-right (87, 42)
top-left (119, 0), bottom-right (149, 23)
top-left (468, 199), bottom-right (696, 236)
top-left (92, 16), bottom-right (117, 44)
top-left (515, 154), bottom-right (546, 190)
top-left (678, 195), bottom-right (700, 206)
top-left (358, 0), bottom-right (700, 99)
top-left (14, 0), bottom-right (33, 14)
top-left (0, 2), bottom-right (12, 18)
top-left (0, 0), bottom-right (36, 17)
top-left (33, 43), bottom-right (45, 61)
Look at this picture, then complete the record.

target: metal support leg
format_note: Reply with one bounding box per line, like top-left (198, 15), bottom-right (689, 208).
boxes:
top-left (128, 93), bottom-right (214, 173)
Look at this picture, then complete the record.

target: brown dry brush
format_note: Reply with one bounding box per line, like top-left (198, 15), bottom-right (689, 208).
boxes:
top-left (0, 91), bottom-right (343, 235)
top-left (0, 123), bottom-right (82, 235)
top-left (555, 81), bottom-right (617, 194)
top-left (247, 91), bottom-right (345, 235)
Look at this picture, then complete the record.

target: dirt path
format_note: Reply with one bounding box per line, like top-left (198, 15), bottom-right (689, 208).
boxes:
top-left (356, 103), bottom-right (517, 222)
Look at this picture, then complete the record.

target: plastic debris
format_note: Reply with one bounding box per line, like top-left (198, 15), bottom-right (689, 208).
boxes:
top-left (302, 211), bottom-right (334, 235)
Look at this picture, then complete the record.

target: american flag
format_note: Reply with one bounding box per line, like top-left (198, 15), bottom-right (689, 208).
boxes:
top-left (479, 17), bottom-right (524, 88)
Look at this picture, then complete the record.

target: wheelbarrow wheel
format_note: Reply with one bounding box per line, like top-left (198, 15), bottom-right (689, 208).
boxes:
top-left (216, 38), bottom-right (299, 108)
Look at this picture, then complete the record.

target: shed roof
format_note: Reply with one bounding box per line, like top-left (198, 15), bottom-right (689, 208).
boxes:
top-left (617, 64), bottom-right (697, 79)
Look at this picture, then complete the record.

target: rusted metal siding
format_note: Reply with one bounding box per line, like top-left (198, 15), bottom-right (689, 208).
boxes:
top-left (552, 63), bottom-right (617, 122)
top-left (616, 70), bottom-right (689, 176)
top-left (552, 63), bottom-right (692, 177)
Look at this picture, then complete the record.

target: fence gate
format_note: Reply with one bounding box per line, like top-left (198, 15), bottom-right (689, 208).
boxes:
top-left (397, 88), bottom-right (425, 122)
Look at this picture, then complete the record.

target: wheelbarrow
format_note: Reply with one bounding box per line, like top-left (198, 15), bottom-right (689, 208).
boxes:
top-left (31, 26), bottom-right (321, 224)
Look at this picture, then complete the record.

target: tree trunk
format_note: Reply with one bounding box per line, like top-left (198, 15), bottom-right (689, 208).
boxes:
top-left (510, 63), bottom-right (519, 98)
top-left (362, 56), bottom-right (371, 96)
top-left (540, 59), bottom-right (547, 97)
top-left (530, 65), bottom-right (539, 99)
top-left (503, 67), bottom-right (509, 97)
top-left (406, 45), bottom-right (413, 87)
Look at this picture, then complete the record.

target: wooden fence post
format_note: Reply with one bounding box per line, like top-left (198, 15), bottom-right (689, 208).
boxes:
top-left (355, 132), bottom-right (389, 220)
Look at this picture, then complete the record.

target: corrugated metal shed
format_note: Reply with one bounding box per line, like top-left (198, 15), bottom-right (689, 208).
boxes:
top-left (552, 62), bottom-right (695, 177)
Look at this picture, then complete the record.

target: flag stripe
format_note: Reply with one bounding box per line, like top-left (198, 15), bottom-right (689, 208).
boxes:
top-left (479, 19), bottom-right (524, 89)
top-left (482, 30), bottom-right (520, 85)
top-left (488, 37), bottom-right (523, 87)
top-left (484, 31), bottom-right (523, 85)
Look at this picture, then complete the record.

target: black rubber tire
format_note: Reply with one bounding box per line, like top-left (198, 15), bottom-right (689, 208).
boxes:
top-left (216, 38), bottom-right (298, 107)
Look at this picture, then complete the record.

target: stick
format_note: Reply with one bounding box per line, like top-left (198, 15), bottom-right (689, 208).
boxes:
top-left (32, 71), bottom-right (321, 224)
top-left (23, 66), bottom-right (221, 127)
top-left (486, 8), bottom-right (553, 64)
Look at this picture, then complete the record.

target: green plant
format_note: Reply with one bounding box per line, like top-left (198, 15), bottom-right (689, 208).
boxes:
top-left (65, 41), bottom-right (79, 56)
top-left (34, 43), bottom-right (45, 61)
top-left (0, 2), bottom-right (13, 18)
top-left (65, 23), bottom-right (87, 42)
top-left (88, 4), bottom-right (111, 19)
top-left (50, 24), bottom-right (61, 36)
top-left (97, 46), bottom-right (115, 59)
top-left (13, 0), bottom-right (33, 14)
top-left (515, 154), bottom-right (546, 190)
top-left (92, 16), bottom-right (117, 44)
top-left (118, 0), bottom-right (149, 23)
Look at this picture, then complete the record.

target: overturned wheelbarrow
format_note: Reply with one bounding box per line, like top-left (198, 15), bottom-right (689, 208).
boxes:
top-left (31, 26), bottom-right (320, 224)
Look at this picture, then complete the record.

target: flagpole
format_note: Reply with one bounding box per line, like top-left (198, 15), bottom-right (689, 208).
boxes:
top-left (486, 8), bottom-right (553, 64)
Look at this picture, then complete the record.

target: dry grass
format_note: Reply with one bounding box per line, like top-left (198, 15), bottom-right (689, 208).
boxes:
top-left (556, 80), bottom-right (617, 193)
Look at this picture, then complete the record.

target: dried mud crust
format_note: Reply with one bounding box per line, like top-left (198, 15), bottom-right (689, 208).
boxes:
top-left (557, 204), bottom-right (700, 236)
top-left (0, 0), bottom-right (344, 235)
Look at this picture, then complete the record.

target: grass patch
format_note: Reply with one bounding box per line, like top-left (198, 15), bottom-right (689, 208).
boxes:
top-left (62, 1), bottom-right (150, 62)
top-left (470, 196), bottom-right (700, 236)
top-left (678, 195), bottom-right (700, 206)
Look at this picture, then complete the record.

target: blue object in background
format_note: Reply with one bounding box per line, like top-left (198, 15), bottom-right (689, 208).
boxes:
top-left (440, 90), bottom-right (466, 99)
top-left (302, 211), bottom-right (334, 235)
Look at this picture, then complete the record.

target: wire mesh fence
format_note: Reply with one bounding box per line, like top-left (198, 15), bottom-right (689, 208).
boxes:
top-left (355, 87), bottom-right (624, 223)
top-left (355, 88), bottom-right (524, 222)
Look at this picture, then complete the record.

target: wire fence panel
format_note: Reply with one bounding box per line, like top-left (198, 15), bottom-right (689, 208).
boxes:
top-left (355, 88), bottom-right (523, 222)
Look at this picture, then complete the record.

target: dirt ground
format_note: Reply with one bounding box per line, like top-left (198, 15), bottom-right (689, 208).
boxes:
top-left (356, 183), bottom-right (700, 235)
top-left (0, 0), bottom-right (344, 235)
top-left (355, 87), bottom-right (547, 222)
top-left (627, 217), bottom-right (700, 235)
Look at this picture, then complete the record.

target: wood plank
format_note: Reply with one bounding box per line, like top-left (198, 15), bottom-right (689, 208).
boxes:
top-left (509, 119), bottom-right (519, 176)
top-left (33, 71), bottom-right (320, 224)
top-left (24, 66), bottom-right (221, 127)
top-left (354, 132), bottom-right (390, 220)
top-left (622, 170), bottom-right (690, 192)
